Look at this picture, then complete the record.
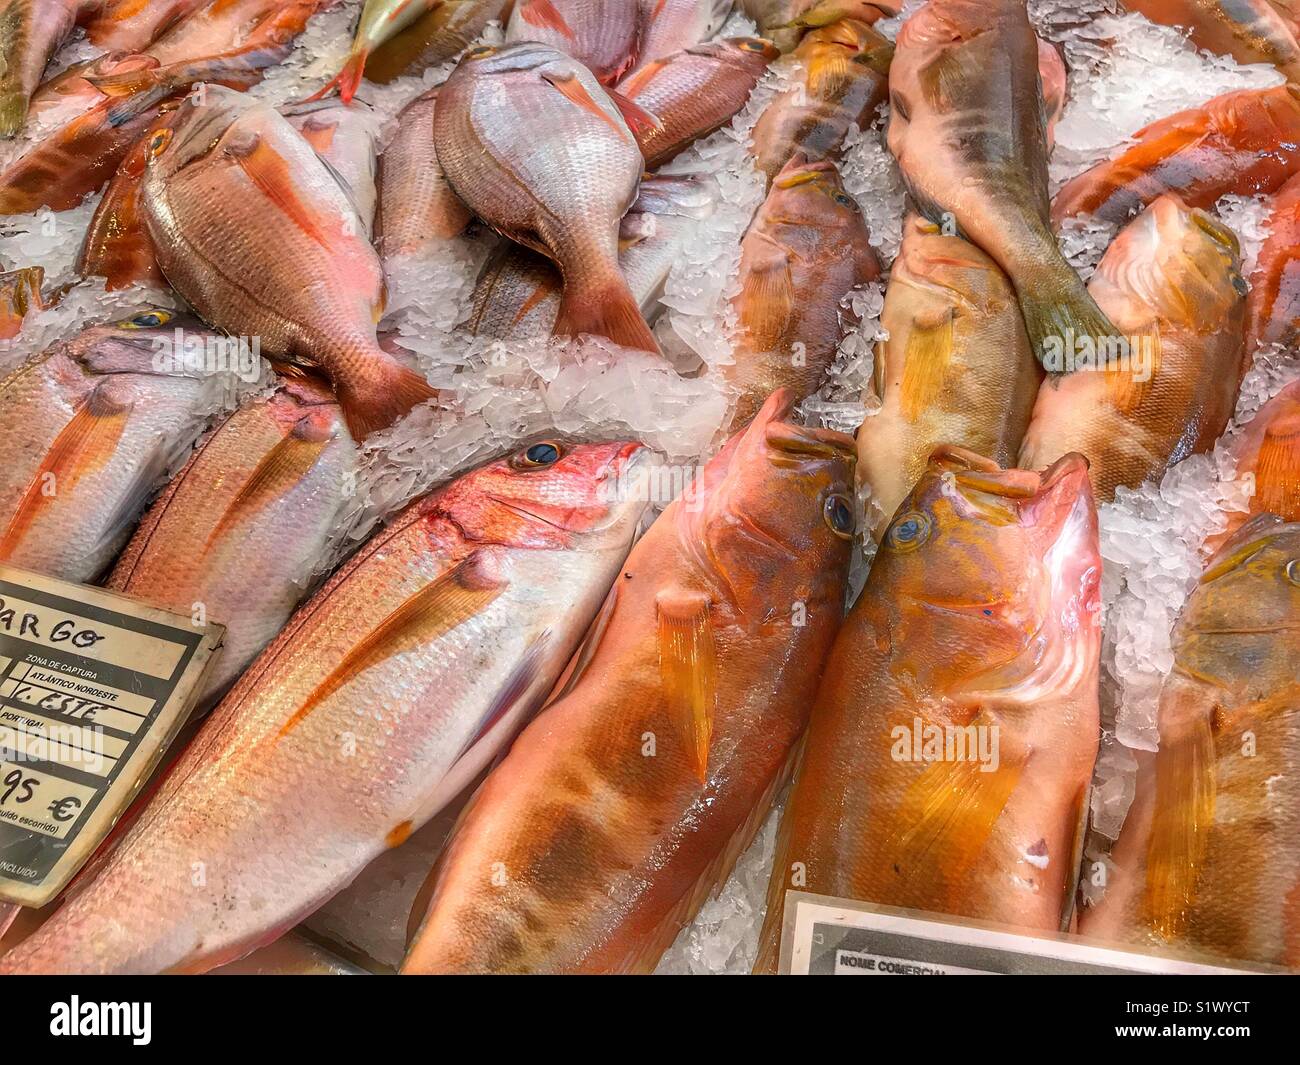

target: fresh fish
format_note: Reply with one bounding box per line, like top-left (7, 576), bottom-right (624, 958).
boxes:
top-left (506, 0), bottom-right (640, 84)
top-left (0, 439), bottom-right (650, 974)
top-left (0, 0), bottom-right (100, 137)
top-left (462, 172), bottom-right (712, 338)
top-left (311, 0), bottom-right (444, 103)
top-left (857, 213), bottom-right (1042, 539)
top-left (106, 374), bottom-right (357, 706)
top-left (0, 54), bottom-right (174, 214)
top-left (141, 86), bottom-right (437, 440)
top-left (620, 37), bottom-right (778, 167)
top-left (628, 0), bottom-right (734, 74)
top-left (376, 86), bottom-right (472, 265)
top-left (723, 155), bottom-right (880, 430)
top-left (1246, 171), bottom-right (1300, 353)
top-left (889, 0), bottom-right (1117, 366)
top-left (0, 309), bottom-right (236, 583)
top-left (1019, 195), bottom-right (1247, 503)
top-left (434, 43), bottom-right (660, 352)
top-left (403, 391), bottom-right (858, 974)
top-left (0, 265), bottom-right (44, 339)
top-left (754, 448), bottom-right (1102, 971)
top-left (749, 17), bottom-right (892, 185)
top-left (1121, 0), bottom-right (1300, 82)
top-left (84, 0), bottom-right (210, 52)
top-left (1077, 515), bottom-right (1300, 968)
top-left (282, 98), bottom-right (382, 237)
top-left (1052, 85), bottom-right (1300, 228)
top-left (365, 0), bottom-right (515, 83)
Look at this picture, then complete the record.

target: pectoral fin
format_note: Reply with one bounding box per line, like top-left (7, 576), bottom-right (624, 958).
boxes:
top-left (231, 133), bottom-right (336, 248)
top-left (541, 70), bottom-right (631, 144)
top-left (1255, 414), bottom-right (1300, 521)
top-left (899, 309), bottom-right (954, 421)
top-left (656, 589), bottom-right (717, 785)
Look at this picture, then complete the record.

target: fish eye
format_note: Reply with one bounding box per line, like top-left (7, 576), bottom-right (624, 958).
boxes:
top-left (886, 511), bottom-right (932, 553)
top-left (740, 38), bottom-right (769, 52)
top-left (823, 494), bottom-right (855, 539)
top-left (147, 128), bottom-right (173, 158)
top-left (118, 310), bottom-right (172, 329)
top-left (513, 441), bottom-right (562, 469)
top-left (1287, 559), bottom-right (1300, 586)
top-left (834, 192), bottom-right (860, 211)
top-left (467, 46), bottom-right (497, 60)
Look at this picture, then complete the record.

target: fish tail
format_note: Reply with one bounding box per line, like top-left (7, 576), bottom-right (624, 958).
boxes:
top-left (553, 268), bottom-right (659, 354)
top-left (335, 356), bottom-right (438, 442)
top-left (1017, 270), bottom-right (1118, 373)
top-left (0, 92), bottom-right (29, 139)
top-left (306, 50), bottom-right (369, 105)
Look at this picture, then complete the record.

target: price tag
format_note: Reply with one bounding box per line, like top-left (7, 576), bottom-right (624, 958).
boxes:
top-left (0, 564), bottom-right (223, 906)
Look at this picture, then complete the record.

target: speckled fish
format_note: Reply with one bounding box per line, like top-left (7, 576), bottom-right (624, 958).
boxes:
top-left (723, 155), bottom-right (880, 430)
top-left (1019, 195), bottom-right (1246, 503)
top-left (142, 86), bottom-right (436, 440)
top-left (0, 0), bottom-right (101, 137)
top-left (1078, 515), bottom-right (1300, 969)
top-left (434, 43), bottom-right (660, 352)
top-left (0, 265), bottom-right (44, 339)
top-left (1052, 85), bottom-right (1300, 228)
top-left (282, 97), bottom-right (382, 237)
top-left (462, 172), bottom-right (712, 338)
top-left (627, 0), bottom-right (734, 74)
top-left (506, 0), bottom-right (639, 84)
top-left (84, 0), bottom-right (209, 51)
top-left (0, 309), bottom-right (237, 584)
top-left (1122, 0), bottom-right (1300, 82)
top-left (312, 0), bottom-right (443, 103)
top-left (0, 54), bottom-right (174, 214)
top-left (749, 17), bottom-right (892, 185)
top-left (376, 86), bottom-right (472, 265)
top-left (0, 439), bottom-right (650, 975)
top-left (857, 213), bottom-right (1042, 539)
top-left (889, 0), bottom-right (1116, 366)
top-left (754, 448), bottom-right (1102, 971)
top-left (365, 0), bottom-right (516, 83)
top-left (403, 391), bottom-right (858, 975)
top-left (1246, 171), bottom-right (1300, 354)
top-left (106, 374), bottom-right (357, 706)
top-left (620, 37), bottom-right (778, 167)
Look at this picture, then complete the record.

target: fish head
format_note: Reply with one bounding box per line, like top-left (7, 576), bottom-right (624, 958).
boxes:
top-left (705, 37), bottom-right (783, 69)
top-left (798, 18), bottom-right (893, 92)
top-left (142, 84), bottom-right (260, 183)
top-left (764, 155), bottom-right (867, 239)
top-left (438, 439), bottom-right (652, 552)
top-left (1091, 194), bottom-right (1246, 335)
top-left (891, 212), bottom-right (1010, 310)
top-left (874, 447), bottom-right (1102, 703)
top-left (61, 308), bottom-right (215, 376)
top-left (452, 40), bottom-right (565, 81)
top-left (678, 389), bottom-right (857, 613)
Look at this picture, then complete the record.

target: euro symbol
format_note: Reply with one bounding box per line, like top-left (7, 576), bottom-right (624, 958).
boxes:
top-left (47, 796), bottom-right (80, 822)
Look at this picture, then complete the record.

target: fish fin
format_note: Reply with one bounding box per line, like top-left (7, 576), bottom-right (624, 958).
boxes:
top-left (918, 45), bottom-right (978, 111)
top-left (519, 0), bottom-right (576, 39)
top-left (1060, 781), bottom-right (1090, 931)
top-left (607, 88), bottom-right (663, 138)
top-left (545, 582), bottom-right (618, 705)
top-left (617, 60), bottom-right (667, 100)
top-left (1255, 414), bottom-right (1300, 521)
top-left (737, 240), bottom-right (796, 348)
top-left (0, 387), bottom-right (131, 559)
top-left (540, 69), bottom-right (632, 144)
top-left (229, 133), bottom-right (336, 248)
top-left (806, 48), bottom-right (853, 99)
top-left (451, 630), bottom-right (552, 768)
top-left (202, 416), bottom-right (334, 552)
top-left (1144, 715), bottom-right (1216, 940)
top-left (1104, 326), bottom-right (1160, 412)
top-left (1020, 284), bottom-right (1117, 371)
top-left (304, 49), bottom-right (370, 105)
top-left (279, 551), bottom-right (507, 737)
top-left (656, 589), bottom-right (717, 785)
top-left (336, 359), bottom-right (438, 441)
top-left (899, 309), bottom-right (954, 421)
top-left (553, 272), bottom-right (659, 353)
top-left (884, 716), bottom-right (1025, 896)
top-left (0, 92), bottom-right (29, 139)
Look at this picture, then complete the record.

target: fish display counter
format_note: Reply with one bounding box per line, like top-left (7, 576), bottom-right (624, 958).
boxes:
top-left (0, 0), bottom-right (1295, 978)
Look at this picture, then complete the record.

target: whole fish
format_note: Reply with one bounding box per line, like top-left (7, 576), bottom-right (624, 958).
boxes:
top-left (857, 213), bottom-right (1042, 539)
top-left (1122, 0), bottom-right (1300, 82)
top-left (365, 0), bottom-right (516, 83)
top-left (141, 86), bottom-right (437, 440)
top-left (1077, 515), bottom-right (1300, 968)
top-left (889, 0), bottom-right (1115, 365)
top-left (462, 172), bottom-right (713, 338)
top-left (754, 447), bottom-right (1102, 971)
top-left (749, 17), bottom-right (892, 185)
top-left (403, 391), bottom-right (858, 974)
top-left (0, 309), bottom-right (237, 583)
top-left (106, 374), bottom-right (357, 706)
top-left (313, 0), bottom-right (443, 103)
top-left (376, 87), bottom-right (473, 265)
top-left (434, 43), bottom-right (659, 352)
top-left (0, 0), bottom-right (100, 137)
top-left (0, 265), bottom-right (44, 339)
top-left (0, 54), bottom-right (174, 214)
top-left (723, 155), bottom-right (880, 430)
top-left (628, 0), bottom-right (734, 75)
top-left (1246, 171), bottom-right (1300, 354)
top-left (620, 37), bottom-right (779, 168)
top-left (84, 0), bottom-right (209, 51)
top-left (506, 0), bottom-right (639, 84)
top-left (0, 439), bottom-right (650, 974)
top-left (1019, 195), bottom-right (1246, 503)
top-left (1052, 85), bottom-right (1300, 228)
top-left (282, 98), bottom-right (382, 237)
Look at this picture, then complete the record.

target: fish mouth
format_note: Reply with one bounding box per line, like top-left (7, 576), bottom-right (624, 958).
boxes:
top-left (747, 389), bottom-right (856, 466)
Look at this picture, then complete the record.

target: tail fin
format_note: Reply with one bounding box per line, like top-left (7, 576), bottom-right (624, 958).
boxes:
top-left (336, 358), bottom-right (438, 441)
top-left (0, 92), bottom-right (29, 139)
top-left (304, 51), bottom-right (369, 105)
top-left (1019, 271), bottom-right (1118, 373)
top-left (553, 272), bottom-right (660, 354)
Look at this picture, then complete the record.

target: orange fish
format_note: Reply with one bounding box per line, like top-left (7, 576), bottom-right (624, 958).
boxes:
top-left (0, 265), bottom-right (45, 339)
top-left (1121, 0), bottom-right (1300, 82)
top-left (1246, 171), bottom-right (1300, 353)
